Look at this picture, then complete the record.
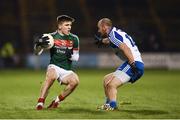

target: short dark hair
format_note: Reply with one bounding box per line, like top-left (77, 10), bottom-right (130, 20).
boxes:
top-left (57, 15), bottom-right (75, 24)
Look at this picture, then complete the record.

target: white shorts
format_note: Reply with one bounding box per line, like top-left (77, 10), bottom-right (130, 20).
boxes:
top-left (113, 70), bottom-right (131, 84)
top-left (47, 64), bottom-right (73, 84)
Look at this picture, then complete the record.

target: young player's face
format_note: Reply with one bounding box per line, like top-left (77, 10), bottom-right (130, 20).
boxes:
top-left (58, 21), bottom-right (72, 35)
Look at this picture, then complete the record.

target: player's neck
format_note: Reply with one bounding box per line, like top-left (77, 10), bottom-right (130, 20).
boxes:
top-left (57, 30), bottom-right (70, 36)
top-left (107, 27), bottom-right (112, 36)
top-left (57, 30), bottom-right (65, 36)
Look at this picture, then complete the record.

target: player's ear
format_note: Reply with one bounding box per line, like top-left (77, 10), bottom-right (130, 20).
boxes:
top-left (101, 23), bottom-right (105, 29)
top-left (102, 25), bottom-right (107, 32)
top-left (58, 24), bottom-right (62, 30)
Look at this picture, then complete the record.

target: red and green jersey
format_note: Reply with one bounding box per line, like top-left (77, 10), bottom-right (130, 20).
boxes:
top-left (49, 31), bottom-right (79, 70)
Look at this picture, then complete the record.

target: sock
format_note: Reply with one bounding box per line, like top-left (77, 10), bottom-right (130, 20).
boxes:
top-left (58, 94), bottom-right (65, 101)
top-left (55, 96), bottom-right (60, 103)
top-left (37, 98), bottom-right (45, 105)
top-left (109, 100), bottom-right (117, 108)
top-left (106, 98), bottom-right (110, 104)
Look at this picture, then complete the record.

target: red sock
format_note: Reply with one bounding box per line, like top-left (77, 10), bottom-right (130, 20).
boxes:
top-left (58, 95), bottom-right (65, 101)
top-left (38, 98), bottom-right (45, 103)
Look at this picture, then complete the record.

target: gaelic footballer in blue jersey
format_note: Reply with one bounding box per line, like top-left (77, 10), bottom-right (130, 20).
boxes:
top-left (96, 18), bottom-right (144, 110)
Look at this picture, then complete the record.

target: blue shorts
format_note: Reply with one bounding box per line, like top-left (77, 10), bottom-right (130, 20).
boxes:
top-left (117, 61), bottom-right (144, 83)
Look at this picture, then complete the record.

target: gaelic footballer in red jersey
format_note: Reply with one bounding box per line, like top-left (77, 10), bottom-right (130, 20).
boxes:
top-left (34, 15), bottom-right (80, 110)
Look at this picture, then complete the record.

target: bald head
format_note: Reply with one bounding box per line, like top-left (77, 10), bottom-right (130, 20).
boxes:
top-left (97, 18), bottom-right (112, 36)
top-left (98, 18), bottom-right (112, 27)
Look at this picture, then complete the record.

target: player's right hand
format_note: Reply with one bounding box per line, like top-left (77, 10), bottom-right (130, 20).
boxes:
top-left (34, 35), bottom-right (50, 48)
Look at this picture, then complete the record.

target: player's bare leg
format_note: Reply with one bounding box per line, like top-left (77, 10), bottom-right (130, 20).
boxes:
top-left (36, 68), bottom-right (57, 110)
top-left (105, 77), bottom-right (122, 110)
top-left (98, 73), bottom-right (122, 110)
top-left (48, 72), bottom-right (79, 109)
top-left (98, 73), bottom-right (114, 110)
top-left (107, 77), bottom-right (122, 101)
top-left (103, 73), bottom-right (114, 102)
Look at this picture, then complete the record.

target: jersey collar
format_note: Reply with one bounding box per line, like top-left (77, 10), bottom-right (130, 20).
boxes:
top-left (108, 27), bottom-right (115, 37)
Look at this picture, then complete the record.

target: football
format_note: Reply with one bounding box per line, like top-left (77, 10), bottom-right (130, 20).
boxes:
top-left (43, 34), bottom-right (54, 49)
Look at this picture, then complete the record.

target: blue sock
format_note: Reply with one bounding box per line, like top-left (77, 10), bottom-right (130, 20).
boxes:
top-left (109, 100), bottom-right (117, 108)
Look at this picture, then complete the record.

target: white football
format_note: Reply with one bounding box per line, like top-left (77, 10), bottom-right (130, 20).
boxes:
top-left (43, 34), bottom-right (54, 49)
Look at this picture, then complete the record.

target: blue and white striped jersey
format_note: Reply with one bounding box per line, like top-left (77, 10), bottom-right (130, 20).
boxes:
top-left (108, 27), bottom-right (143, 62)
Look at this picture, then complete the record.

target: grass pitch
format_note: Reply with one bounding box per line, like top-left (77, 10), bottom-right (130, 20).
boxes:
top-left (0, 68), bottom-right (180, 119)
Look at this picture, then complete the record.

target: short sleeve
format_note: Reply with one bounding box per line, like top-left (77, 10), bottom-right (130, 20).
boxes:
top-left (109, 27), bottom-right (123, 47)
top-left (73, 35), bottom-right (79, 50)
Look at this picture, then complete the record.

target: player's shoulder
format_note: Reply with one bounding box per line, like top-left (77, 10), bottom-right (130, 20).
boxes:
top-left (113, 27), bottom-right (126, 34)
top-left (110, 27), bottom-right (126, 39)
top-left (70, 33), bottom-right (79, 40)
top-left (49, 31), bottom-right (58, 36)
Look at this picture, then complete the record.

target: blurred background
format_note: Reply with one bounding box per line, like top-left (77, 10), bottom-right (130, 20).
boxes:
top-left (0, 0), bottom-right (180, 69)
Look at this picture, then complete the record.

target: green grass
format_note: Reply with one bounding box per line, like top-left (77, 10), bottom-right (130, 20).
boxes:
top-left (0, 69), bottom-right (180, 119)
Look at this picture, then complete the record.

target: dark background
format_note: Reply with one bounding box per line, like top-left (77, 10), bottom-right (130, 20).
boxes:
top-left (0, 0), bottom-right (180, 67)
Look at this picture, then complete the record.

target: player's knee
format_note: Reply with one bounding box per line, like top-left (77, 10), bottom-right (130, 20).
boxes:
top-left (103, 73), bottom-right (113, 87)
top-left (73, 73), bottom-right (80, 85)
top-left (46, 68), bottom-right (57, 81)
top-left (69, 80), bottom-right (78, 89)
top-left (103, 74), bottom-right (109, 80)
top-left (70, 73), bottom-right (79, 87)
top-left (103, 79), bottom-right (107, 87)
top-left (107, 81), bottom-right (116, 89)
top-left (103, 75), bottom-right (109, 84)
